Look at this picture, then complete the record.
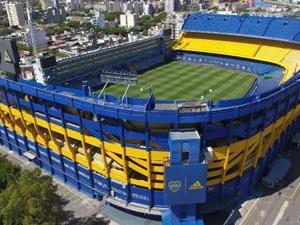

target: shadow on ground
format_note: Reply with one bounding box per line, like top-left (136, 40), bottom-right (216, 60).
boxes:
top-left (58, 197), bottom-right (110, 225)
top-left (64, 213), bottom-right (110, 225)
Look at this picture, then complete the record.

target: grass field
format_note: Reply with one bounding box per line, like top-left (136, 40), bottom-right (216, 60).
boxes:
top-left (105, 61), bottom-right (257, 101)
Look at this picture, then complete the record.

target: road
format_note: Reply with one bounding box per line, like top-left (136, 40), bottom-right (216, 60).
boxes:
top-left (2, 145), bottom-right (300, 225)
top-left (235, 151), bottom-right (300, 225)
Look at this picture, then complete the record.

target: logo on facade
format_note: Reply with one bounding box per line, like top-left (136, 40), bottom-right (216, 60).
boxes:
top-left (189, 180), bottom-right (203, 190)
top-left (4, 50), bottom-right (12, 63)
top-left (168, 180), bottom-right (181, 192)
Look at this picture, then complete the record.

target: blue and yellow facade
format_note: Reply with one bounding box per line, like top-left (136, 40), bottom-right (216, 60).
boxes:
top-left (1, 13), bottom-right (300, 217)
top-left (1, 74), bottom-right (300, 213)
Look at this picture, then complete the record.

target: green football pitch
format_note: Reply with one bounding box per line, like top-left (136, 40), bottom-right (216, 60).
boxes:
top-left (105, 61), bottom-right (257, 101)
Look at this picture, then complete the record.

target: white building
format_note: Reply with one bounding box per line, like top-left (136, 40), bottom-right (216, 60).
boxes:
top-left (65, 0), bottom-right (81, 11)
top-left (90, 10), bottom-right (105, 28)
top-left (121, 2), bottom-right (134, 13)
top-left (133, 1), bottom-right (144, 14)
top-left (25, 24), bottom-right (48, 47)
top-left (34, 54), bottom-right (57, 85)
top-left (143, 2), bottom-right (154, 16)
top-left (120, 12), bottom-right (138, 29)
top-left (5, 2), bottom-right (26, 27)
top-left (165, 0), bottom-right (180, 14)
top-left (106, 0), bottom-right (121, 12)
top-left (166, 13), bottom-right (184, 39)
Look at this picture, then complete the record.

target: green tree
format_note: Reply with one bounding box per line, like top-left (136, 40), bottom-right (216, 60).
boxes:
top-left (0, 158), bottom-right (20, 191)
top-left (99, 27), bottom-right (127, 36)
top-left (105, 12), bottom-right (122, 22)
top-left (17, 42), bottom-right (33, 53)
top-left (0, 169), bottom-right (64, 225)
top-left (0, 20), bottom-right (9, 29)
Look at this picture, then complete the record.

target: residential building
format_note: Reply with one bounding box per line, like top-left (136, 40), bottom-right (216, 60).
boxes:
top-left (65, 0), bottom-right (81, 11)
top-left (165, 0), bottom-right (180, 13)
top-left (120, 12), bottom-right (138, 29)
top-left (143, 2), bottom-right (154, 16)
top-left (90, 10), bottom-right (105, 28)
top-left (133, 1), bottom-right (144, 14)
top-left (166, 13), bottom-right (185, 39)
top-left (106, 0), bottom-right (121, 12)
top-left (5, 2), bottom-right (26, 27)
top-left (24, 24), bottom-right (48, 47)
top-left (46, 7), bottom-right (66, 23)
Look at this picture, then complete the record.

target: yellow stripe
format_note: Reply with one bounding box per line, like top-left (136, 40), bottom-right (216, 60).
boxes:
top-left (0, 101), bottom-right (299, 189)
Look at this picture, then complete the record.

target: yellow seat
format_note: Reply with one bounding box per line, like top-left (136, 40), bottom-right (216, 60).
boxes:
top-left (173, 32), bottom-right (300, 83)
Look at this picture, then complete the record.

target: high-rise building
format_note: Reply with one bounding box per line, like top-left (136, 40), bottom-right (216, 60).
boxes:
top-left (120, 12), bottom-right (138, 29)
top-left (143, 2), bottom-right (154, 16)
top-left (133, 1), bottom-right (144, 14)
top-left (39, 0), bottom-right (60, 10)
top-left (90, 10), bottom-right (105, 28)
top-left (65, 0), bottom-right (81, 11)
top-left (33, 53), bottom-right (57, 85)
top-left (40, 0), bottom-right (47, 11)
top-left (50, 0), bottom-right (60, 8)
top-left (165, 0), bottom-right (180, 14)
top-left (5, 2), bottom-right (26, 27)
top-left (121, 2), bottom-right (134, 13)
top-left (46, 7), bottom-right (66, 23)
top-left (106, 0), bottom-right (121, 12)
top-left (24, 24), bottom-right (48, 47)
top-left (166, 13), bottom-right (184, 40)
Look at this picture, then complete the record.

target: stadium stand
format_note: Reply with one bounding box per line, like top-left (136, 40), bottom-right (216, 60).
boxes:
top-left (238, 16), bottom-right (272, 36)
top-left (3, 14), bottom-right (300, 221)
top-left (182, 14), bottom-right (300, 43)
top-left (174, 33), bottom-right (260, 58)
top-left (264, 19), bottom-right (300, 40)
top-left (174, 32), bottom-right (300, 83)
top-left (52, 37), bottom-right (167, 88)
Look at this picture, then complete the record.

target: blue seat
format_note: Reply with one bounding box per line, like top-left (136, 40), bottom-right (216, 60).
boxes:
top-left (238, 16), bottom-right (272, 36)
top-left (264, 19), bottom-right (300, 40)
top-left (181, 13), bottom-right (300, 45)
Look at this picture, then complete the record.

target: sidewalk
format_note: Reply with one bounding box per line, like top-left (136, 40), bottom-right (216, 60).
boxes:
top-left (0, 147), bottom-right (160, 225)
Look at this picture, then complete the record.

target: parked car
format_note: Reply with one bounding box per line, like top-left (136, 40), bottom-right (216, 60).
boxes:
top-left (262, 158), bottom-right (292, 189)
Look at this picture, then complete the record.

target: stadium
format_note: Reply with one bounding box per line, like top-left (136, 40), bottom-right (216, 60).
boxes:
top-left (1, 13), bottom-right (300, 224)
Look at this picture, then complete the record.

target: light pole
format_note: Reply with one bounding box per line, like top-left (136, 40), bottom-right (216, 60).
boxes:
top-left (209, 89), bottom-right (213, 109)
top-left (140, 84), bottom-right (153, 98)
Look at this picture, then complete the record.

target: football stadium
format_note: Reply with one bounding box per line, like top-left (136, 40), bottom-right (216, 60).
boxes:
top-left (1, 13), bottom-right (300, 224)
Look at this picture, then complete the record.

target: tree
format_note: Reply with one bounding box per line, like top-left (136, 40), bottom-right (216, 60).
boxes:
top-left (0, 169), bottom-right (64, 225)
top-left (0, 20), bottom-right (9, 29)
top-left (17, 42), bottom-right (33, 53)
top-left (0, 158), bottom-right (20, 191)
top-left (105, 12), bottom-right (122, 22)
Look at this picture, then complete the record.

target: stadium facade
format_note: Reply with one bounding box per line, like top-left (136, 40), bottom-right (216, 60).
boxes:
top-left (1, 14), bottom-right (300, 224)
